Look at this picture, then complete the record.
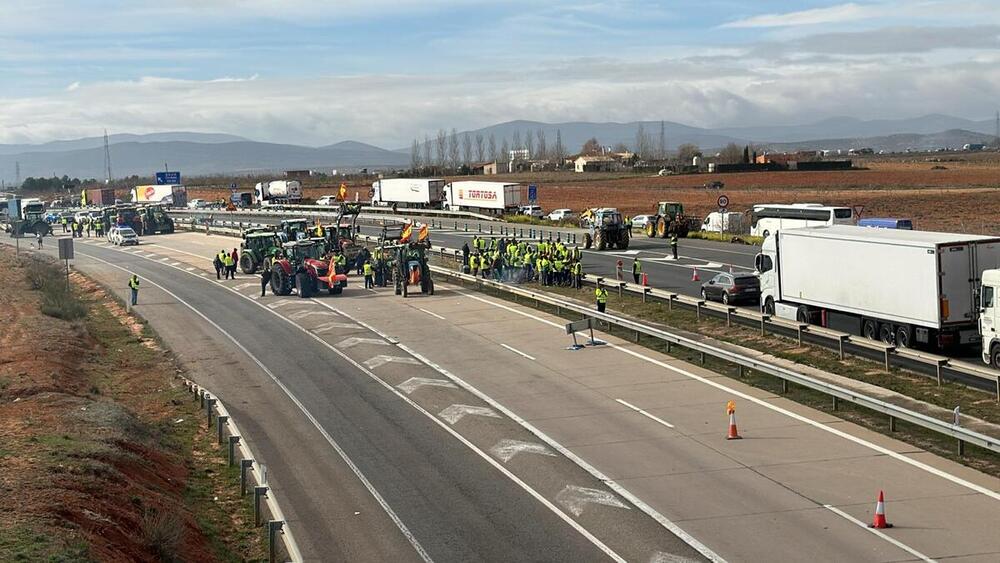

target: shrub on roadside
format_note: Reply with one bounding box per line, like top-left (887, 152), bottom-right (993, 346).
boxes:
top-left (18, 256), bottom-right (87, 320)
top-left (686, 231), bottom-right (764, 246)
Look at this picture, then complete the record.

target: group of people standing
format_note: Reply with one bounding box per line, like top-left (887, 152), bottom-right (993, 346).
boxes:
top-left (214, 248), bottom-right (239, 280)
top-left (60, 214), bottom-right (105, 239)
top-left (461, 236), bottom-right (586, 289)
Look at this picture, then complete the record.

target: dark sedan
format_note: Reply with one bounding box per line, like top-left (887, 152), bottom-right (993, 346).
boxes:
top-left (701, 272), bottom-right (760, 305)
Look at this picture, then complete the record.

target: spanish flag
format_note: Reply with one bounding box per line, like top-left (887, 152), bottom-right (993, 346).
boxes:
top-left (400, 222), bottom-right (413, 243)
top-left (81, 189), bottom-right (87, 206)
top-left (418, 223), bottom-right (429, 242)
top-left (337, 182), bottom-right (348, 201)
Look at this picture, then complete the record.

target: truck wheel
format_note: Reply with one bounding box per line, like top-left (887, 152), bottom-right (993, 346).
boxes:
top-left (596, 232), bottom-right (606, 251)
top-left (796, 305), bottom-right (810, 323)
top-left (296, 273), bottom-right (310, 298)
top-left (862, 320), bottom-right (877, 340)
top-left (763, 297), bottom-right (775, 316)
top-left (992, 344), bottom-right (1000, 369)
top-left (895, 326), bottom-right (911, 349)
top-left (878, 324), bottom-right (894, 345)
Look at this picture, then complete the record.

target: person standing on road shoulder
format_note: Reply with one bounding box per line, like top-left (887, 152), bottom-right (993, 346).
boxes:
top-left (36, 232), bottom-right (43, 249)
top-left (128, 274), bottom-right (140, 306)
top-left (595, 283), bottom-right (608, 313)
top-left (363, 259), bottom-right (374, 289)
top-left (214, 250), bottom-right (224, 280)
top-left (670, 233), bottom-right (678, 260)
top-left (260, 257), bottom-right (271, 297)
top-left (632, 258), bottom-right (642, 284)
top-left (223, 252), bottom-right (235, 280)
top-left (615, 259), bottom-right (623, 281)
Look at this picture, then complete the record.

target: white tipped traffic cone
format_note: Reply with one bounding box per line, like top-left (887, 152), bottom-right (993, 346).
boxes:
top-left (691, 267), bottom-right (700, 282)
top-left (869, 491), bottom-right (892, 529)
top-left (726, 402), bottom-right (741, 440)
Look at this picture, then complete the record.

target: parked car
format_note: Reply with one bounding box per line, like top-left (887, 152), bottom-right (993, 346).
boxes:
top-left (187, 199), bottom-right (208, 209)
top-left (701, 272), bottom-right (760, 305)
top-left (315, 195), bottom-right (339, 206)
top-left (546, 208), bottom-right (573, 221)
top-left (107, 226), bottom-right (139, 246)
top-left (631, 215), bottom-right (652, 230)
top-left (520, 205), bottom-right (543, 217)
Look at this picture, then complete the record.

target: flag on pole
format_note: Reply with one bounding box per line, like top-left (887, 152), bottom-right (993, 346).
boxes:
top-left (337, 183), bottom-right (348, 201)
top-left (400, 222), bottom-right (413, 242)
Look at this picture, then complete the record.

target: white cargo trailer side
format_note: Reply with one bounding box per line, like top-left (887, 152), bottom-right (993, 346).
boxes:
top-left (758, 225), bottom-right (1000, 349)
top-left (371, 179), bottom-right (445, 208)
top-left (444, 181), bottom-right (522, 213)
top-left (255, 180), bottom-right (302, 205)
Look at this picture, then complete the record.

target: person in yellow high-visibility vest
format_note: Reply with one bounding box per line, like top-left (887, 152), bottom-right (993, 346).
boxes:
top-left (128, 274), bottom-right (140, 306)
top-left (595, 283), bottom-right (608, 313)
top-left (632, 258), bottom-right (642, 284)
top-left (363, 260), bottom-right (374, 289)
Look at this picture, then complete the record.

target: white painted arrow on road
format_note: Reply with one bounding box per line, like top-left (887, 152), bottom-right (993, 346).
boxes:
top-left (267, 300), bottom-right (297, 309)
top-left (312, 321), bottom-right (361, 333)
top-left (337, 337), bottom-right (388, 349)
top-left (396, 376), bottom-right (456, 394)
top-left (649, 552), bottom-right (701, 563)
top-left (490, 439), bottom-right (557, 463)
top-left (555, 485), bottom-right (630, 517)
top-left (289, 310), bottom-right (334, 320)
top-left (234, 282), bottom-right (257, 290)
top-left (366, 355), bottom-right (421, 370)
top-left (439, 404), bottom-right (500, 425)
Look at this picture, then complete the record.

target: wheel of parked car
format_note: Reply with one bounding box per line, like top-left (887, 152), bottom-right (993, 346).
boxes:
top-left (722, 292), bottom-right (730, 305)
top-left (701, 289), bottom-right (708, 301)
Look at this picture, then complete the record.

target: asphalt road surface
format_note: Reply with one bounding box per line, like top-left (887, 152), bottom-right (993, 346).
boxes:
top-left (12, 230), bottom-right (1000, 563)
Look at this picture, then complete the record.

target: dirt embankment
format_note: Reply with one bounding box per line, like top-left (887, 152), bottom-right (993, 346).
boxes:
top-left (0, 249), bottom-right (261, 561)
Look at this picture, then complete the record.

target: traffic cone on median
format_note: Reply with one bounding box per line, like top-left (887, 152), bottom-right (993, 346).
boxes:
top-left (642, 272), bottom-right (648, 286)
top-left (691, 267), bottom-right (700, 282)
top-left (869, 491), bottom-right (892, 529)
top-left (726, 401), bottom-right (742, 440)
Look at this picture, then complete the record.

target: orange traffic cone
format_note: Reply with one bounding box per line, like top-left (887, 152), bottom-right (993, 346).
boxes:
top-left (691, 267), bottom-right (700, 282)
top-left (869, 491), bottom-right (892, 529)
top-left (726, 401), bottom-right (741, 440)
top-left (642, 272), bottom-right (648, 286)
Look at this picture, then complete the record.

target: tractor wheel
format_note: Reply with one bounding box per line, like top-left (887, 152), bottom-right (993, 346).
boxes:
top-left (583, 232), bottom-right (593, 249)
top-left (296, 273), bottom-right (311, 298)
top-left (595, 231), bottom-right (607, 251)
top-left (429, 277), bottom-right (435, 296)
top-left (618, 232), bottom-right (629, 249)
top-left (34, 223), bottom-right (50, 237)
top-left (240, 253), bottom-right (257, 274)
top-left (329, 284), bottom-right (343, 295)
top-left (271, 269), bottom-right (292, 296)
top-left (645, 222), bottom-right (656, 238)
top-left (402, 281), bottom-right (409, 298)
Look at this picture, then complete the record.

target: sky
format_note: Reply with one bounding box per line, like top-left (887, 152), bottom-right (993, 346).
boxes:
top-left (1, 0), bottom-right (999, 147)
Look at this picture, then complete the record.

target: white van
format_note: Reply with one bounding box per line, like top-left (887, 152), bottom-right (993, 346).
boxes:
top-left (701, 211), bottom-right (744, 233)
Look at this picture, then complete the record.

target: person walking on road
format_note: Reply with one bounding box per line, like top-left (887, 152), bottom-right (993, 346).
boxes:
top-left (632, 258), bottom-right (642, 284)
top-left (260, 257), bottom-right (271, 297)
top-left (363, 260), bottom-right (374, 289)
top-left (572, 261), bottom-right (583, 289)
top-left (229, 248), bottom-right (239, 278)
top-left (670, 233), bottom-right (678, 260)
top-left (595, 283), bottom-right (608, 313)
top-left (36, 232), bottom-right (43, 249)
top-left (214, 250), bottom-right (225, 280)
top-left (128, 274), bottom-right (140, 306)
top-left (615, 259), bottom-right (623, 281)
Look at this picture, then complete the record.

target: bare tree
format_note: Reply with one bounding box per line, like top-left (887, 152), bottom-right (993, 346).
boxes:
top-left (448, 128), bottom-right (460, 168)
top-left (719, 142), bottom-right (743, 164)
top-left (676, 143), bottom-right (702, 165)
top-left (436, 129), bottom-right (447, 166)
top-left (525, 132), bottom-right (534, 158)
top-left (536, 129), bottom-right (547, 161)
top-left (554, 129), bottom-right (565, 165)
top-left (512, 129), bottom-right (522, 151)
top-left (658, 120), bottom-right (666, 160)
top-left (475, 133), bottom-right (485, 162)
top-left (613, 141), bottom-right (630, 153)
top-left (488, 133), bottom-right (497, 161)
top-left (422, 134), bottom-right (431, 170)
top-left (462, 132), bottom-right (473, 165)
top-left (500, 138), bottom-right (510, 167)
top-left (410, 138), bottom-right (421, 171)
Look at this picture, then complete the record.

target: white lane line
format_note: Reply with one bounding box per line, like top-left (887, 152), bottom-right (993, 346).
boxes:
top-left (417, 307), bottom-right (445, 320)
top-left (500, 343), bottom-right (536, 361)
top-left (458, 290), bottom-right (1000, 503)
top-left (185, 267), bottom-right (196, 272)
top-left (75, 249), bottom-right (431, 563)
top-left (823, 505), bottom-right (936, 563)
top-left (616, 399), bottom-right (675, 429)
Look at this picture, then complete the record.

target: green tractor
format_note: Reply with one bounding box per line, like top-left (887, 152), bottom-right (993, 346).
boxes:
top-left (277, 218), bottom-right (310, 243)
top-left (388, 240), bottom-right (434, 298)
top-left (240, 229), bottom-right (280, 274)
top-left (645, 201), bottom-right (694, 238)
top-left (582, 208), bottom-right (630, 250)
top-left (136, 204), bottom-right (174, 235)
top-left (11, 200), bottom-right (52, 238)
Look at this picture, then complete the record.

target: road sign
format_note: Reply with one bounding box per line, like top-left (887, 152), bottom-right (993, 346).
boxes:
top-left (58, 237), bottom-right (74, 260)
top-left (528, 184), bottom-right (537, 202)
top-left (717, 194), bottom-right (730, 208)
top-left (230, 182), bottom-right (237, 190)
top-left (155, 171), bottom-right (181, 185)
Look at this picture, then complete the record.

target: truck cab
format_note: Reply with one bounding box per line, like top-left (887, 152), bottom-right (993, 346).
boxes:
top-left (980, 270), bottom-right (1000, 367)
top-left (755, 235), bottom-right (778, 315)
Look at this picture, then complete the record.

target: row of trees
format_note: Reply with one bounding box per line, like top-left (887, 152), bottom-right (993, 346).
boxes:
top-left (19, 176), bottom-right (99, 192)
top-left (410, 128), bottom-right (569, 171)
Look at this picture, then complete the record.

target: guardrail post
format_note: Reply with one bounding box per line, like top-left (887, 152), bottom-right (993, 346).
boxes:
top-left (699, 351), bottom-right (705, 365)
top-left (781, 378), bottom-right (789, 394)
top-left (958, 439), bottom-right (965, 457)
top-left (254, 486), bottom-right (268, 526)
top-left (726, 307), bottom-right (734, 327)
top-left (642, 287), bottom-right (650, 303)
top-left (668, 294), bottom-right (676, 311)
top-left (838, 335), bottom-right (848, 360)
top-left (884, 346), bottom-right (895, 372)
top-left (217, 415), bottom-right (228, 444)
top-left (760, 314), bottom-right (770, 336)
top-left (228, 435), bottom-right (241, 467)
top-left (797, 324), bottom-right (806, 346)
top-left (268, 520), bottom-right (284, 563)
top-left (240, 459), bottom-right (253, 496)
top-left (696, 301), bottom-right (703, 321)
top-left (548, 231), bottom-right (552, 242)
top-left (996, 375), bottom-right (1000, 403)
top-left (206, 398), bottom-right (216, 429)
top-left (666, 340), bottom-right (672, 353)
top-left (199, 390), bottom-right (206, 408)
top-left (454, 220), bottom-right (458, 229)
top-left (618, 282), bottom-right (624, 297)
top-left (737, 365), bottom-right (744, 378)
top-left (556, 232), bottom-right (561, 243)
top-left (572, 233), bottom-right (576, 244)
top-left (490, 225), bottom-right (494, 235)
top-left (888, 415), bottom-right (896, 432)
top-left (832, 396), bottom-right (839, 410)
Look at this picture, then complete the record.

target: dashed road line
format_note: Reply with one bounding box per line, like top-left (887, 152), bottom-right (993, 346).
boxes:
top-left (823, 504), bottom-right (936, 563)
top-left (500, 343), bottom-right (536, 361)
top-left (417, 307), bottom-right (445, 320)
top-left (615, 399), bottom-right (676, 429)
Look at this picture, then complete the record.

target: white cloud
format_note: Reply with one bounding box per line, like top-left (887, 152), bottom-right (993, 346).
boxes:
top-left (721, 2), bottom-right (872, 28)
top-left (66, 82), bottom-right (80, 91)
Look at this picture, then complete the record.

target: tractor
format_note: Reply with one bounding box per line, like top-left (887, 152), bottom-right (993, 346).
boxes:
top-left (135, 204), bottom-right (174, 235)
top-left (582, 208), bottom-right (630, 250)
top-left (388, 240), bottom-right (434, 297)
top-left (239, 229), bottom-right (279, 274)
top-left (269, 240), bottom-right (348, 298)
top-left (10, 200), bottom-right (52, 237)
top-left (645, 201), bottom-right (696, 238)
top-left (277, 218), bottom-right (310, 243)
top-left (326, 203), bottom-right (363, 264)
top-left (102, 204), bottom-right (142, 233)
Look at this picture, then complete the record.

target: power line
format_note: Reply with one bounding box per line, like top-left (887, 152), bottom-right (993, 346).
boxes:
top-left (103, 129), bottom-right (113, 184)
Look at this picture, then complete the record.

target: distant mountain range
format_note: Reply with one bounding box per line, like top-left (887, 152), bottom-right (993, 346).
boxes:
top-left (1, 115), bottom-right (997, 184)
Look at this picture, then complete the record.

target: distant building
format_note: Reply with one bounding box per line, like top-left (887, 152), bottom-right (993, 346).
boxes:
top-left (573, 155), bottom-right (617, 173)
top-left (469, 161), bottom-right (499, 175)
top-left (285, 169), bottom-right (313, 179)
top-left (964, 143), bottom-right (987, 151)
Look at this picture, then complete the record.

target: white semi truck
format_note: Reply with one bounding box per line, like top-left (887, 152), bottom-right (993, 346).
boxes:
top-left (370, 178), bottom-right (445, 209)
top-left (756, 226), bottom-right (1000, 363)
top-left (444, 181), bottom-right (522, 214)
top-left (254, 180), bottom-right (302, 206)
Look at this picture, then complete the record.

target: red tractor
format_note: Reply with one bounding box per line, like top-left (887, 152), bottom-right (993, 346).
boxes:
top-left (269, 240), bottom-right (348, 298)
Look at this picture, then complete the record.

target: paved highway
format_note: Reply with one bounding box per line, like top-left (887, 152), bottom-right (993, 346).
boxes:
top-left (12, 231), bottom-right (1000, 562)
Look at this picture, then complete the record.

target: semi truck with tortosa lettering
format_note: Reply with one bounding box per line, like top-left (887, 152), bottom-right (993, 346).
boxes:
top-left (443, 181), bottom-right (523, 215)
top-left (756, 225), bottom-right (1000, 363)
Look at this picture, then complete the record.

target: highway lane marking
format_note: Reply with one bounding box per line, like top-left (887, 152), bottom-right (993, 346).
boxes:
top-left (337, 337), bottom-right (389, 349)
top-left (615, 399), bottom-right (675, 429)
top-left (233, 282), bottom-right (257, 290)
top-left (823, 505), bottom-right (936, 563)
top-left (74, 248), bottom-right (433, 563)
top-left (288, 310), bottom-right (334, 320)
top-left (267, 300), bottom-right (297, 309)
top-left (365, 355), bottom-right (421, 370)
top-left (396, 377), bottom-right (458, 394)
top-left (500, 343), bottom-right (536, 361)
top-left (185, 267), bottom-right (196, 272)
top-left (458, 290), bottom-right (1000, 503)
top-left (490, 439), bottom-right (557, 463)
top-left (417, 307), bottom-right (445, 320)
top-left (312, 321), bottom-right (363, 333)
top-left (438, 404), bottom-right (501, 425)
top-left (556, 485), bottom-right (630, 517)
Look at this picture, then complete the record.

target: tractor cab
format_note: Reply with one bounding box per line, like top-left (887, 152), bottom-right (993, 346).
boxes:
top-left (656, 202), bottom-right (685, 219)
top-left (137, 204), bottom-right (174, 234)
top-left (278, 218), bottom-right (310, 242)
top-left (583, 208), bottom-right (630, 250)
top-left (239, 231), bottom-right (280, 273)
top-left (284, 240), bottom-right (324, 265)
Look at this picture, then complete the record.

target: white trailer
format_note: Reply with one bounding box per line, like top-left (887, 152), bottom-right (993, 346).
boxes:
top-left (444, 181), bottom-right (522, 214)
top-left (370, 178), bottom-right (445, 208)
top-left (756, 225), bottom-right (1000, 350)
top-left (254, 180), bottom-right (302, 206)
